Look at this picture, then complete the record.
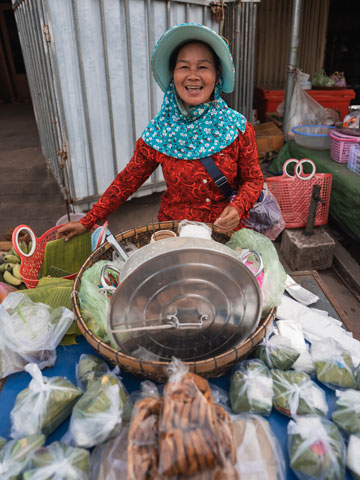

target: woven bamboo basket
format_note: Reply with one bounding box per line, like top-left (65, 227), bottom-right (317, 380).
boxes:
top-left (72, 221), bottom-right (275, 381)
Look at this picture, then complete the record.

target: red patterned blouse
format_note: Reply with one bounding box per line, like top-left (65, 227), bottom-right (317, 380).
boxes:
top-left (80, 122), bottom-right (263, 229)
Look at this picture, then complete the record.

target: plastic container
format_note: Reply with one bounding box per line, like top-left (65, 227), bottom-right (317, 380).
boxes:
top-left (55, 213), bottom-right (85, 226)
top-left (291, 125), bottom-right (335, 150)
top-left (347, 144), bottom-right (360, 175)
top-left (329, 131), bottom-right (360, 163)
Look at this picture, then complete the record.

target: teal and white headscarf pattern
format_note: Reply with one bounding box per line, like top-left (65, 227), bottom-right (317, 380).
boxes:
top-left (141, 81), bottom-right (247, 160)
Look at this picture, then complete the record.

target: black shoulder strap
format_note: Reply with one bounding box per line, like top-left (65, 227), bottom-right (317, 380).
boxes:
top-left (200, 156), bottom-right (236, 200)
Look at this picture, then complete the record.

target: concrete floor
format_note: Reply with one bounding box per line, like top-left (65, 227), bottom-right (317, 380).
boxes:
top-left (0, 102), bottom-right (359, 337)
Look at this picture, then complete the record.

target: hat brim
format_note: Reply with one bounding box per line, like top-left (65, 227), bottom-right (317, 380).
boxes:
top-left (151, 23), bottom-right (235, 93)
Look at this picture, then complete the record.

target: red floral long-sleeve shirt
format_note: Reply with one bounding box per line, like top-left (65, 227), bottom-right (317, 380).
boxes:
top-left (80, 122), bottom-right (263, 229)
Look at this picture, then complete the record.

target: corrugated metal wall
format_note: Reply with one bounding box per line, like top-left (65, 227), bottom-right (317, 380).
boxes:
top-left (12, 0), bottom-right (259, 211)
top-left (255, 0), bottom-right (330, 89)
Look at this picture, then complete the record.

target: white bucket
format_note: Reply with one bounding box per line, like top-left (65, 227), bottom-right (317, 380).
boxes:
top-left (55, 213), bottom-right (86, 226)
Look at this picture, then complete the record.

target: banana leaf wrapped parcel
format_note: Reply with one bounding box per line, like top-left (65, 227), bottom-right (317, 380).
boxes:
top-left (0, 438), bottom-right (6, 449)
top-left (66, 372), bottom-right (130, 448)
top-left (230, 359), bottom-right (273, 415)
top-left (331, 389), bottom-right (360, 435)
top-left (0, 434), bottom-right (45, 480)
top-left (23, 441), bottom-right (90, 480)
top-left (347, 432), bottom-right (360, 480)
top-left (76, 354), bottom-right (110, 391)
top-left (311, 338), bottom-right (357, 389)
top-left (232, 414), bottom-right (285, 480)
top-left (253, 333), bottom-right (300, 370)
top-left (271, 369), bottom-right (328, 418)
top-left (10, 364), bottom-right (82, 438)
top-left (288, 416), bottom-right (345, 480)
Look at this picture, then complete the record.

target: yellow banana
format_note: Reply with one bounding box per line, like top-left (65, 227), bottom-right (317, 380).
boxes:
top-left (4, 270), bottom-right (23, 286)
top-left (12, 263), bottom-right (23, 280)
top-left (3, 254), bottom-right (20, 264)
top-left (0, 263), bottom-right (13, 273)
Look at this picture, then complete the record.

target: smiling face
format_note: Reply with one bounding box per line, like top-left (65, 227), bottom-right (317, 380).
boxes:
top-left (173, 42), bottom-right (219, 107)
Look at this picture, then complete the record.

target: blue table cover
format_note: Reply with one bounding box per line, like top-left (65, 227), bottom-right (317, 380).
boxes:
top-left (0, 335), bottom-right (352, 479)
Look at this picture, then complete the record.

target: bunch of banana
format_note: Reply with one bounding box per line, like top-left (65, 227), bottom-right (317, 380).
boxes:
top-left (0, 242), bottom-right (27, 288)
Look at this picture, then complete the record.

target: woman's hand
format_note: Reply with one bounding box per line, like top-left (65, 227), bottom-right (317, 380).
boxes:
top-left (213, 206), bottom-right (240, 233)
top-left (56, 221), bottom-right (88, 241)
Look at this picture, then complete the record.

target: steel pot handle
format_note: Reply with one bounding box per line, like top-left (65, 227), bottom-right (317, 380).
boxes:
top-left (100, 264), bottom-right (122, 293)
top-left (239, 250), bottom-right (264, 278)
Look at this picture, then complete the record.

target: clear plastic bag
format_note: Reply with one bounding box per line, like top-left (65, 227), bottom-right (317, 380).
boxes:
top-left (232, 413), bottom-right (285, 480)
top-left (254, 330), bottom-right (300, 370)
top-left (288, 416), bottom-right (345, 480)
top-left (23, 441), bottom-right (90, 480)
top-left (0, 435), bottom-right (45, 480)
top-left (10, 363), bottom-right (82, 438)
top-left (178, 220), bottom-right (213, 240)
top-left (230, 359), bottom-right (273, 416)
top-left (91, 425), bottom-right (129, 480)
top-left (79, 260), bottom-right (122, 348)
top-left (347, 432), bottom-right (360, 480)
top-left (331, 389), bottom-right (360, 436)
top-left (243, 185), bottom-right (285, 241)
top-left (281, 69), bottom-right (328, 141)
top-left (271, 369), bottom-right (328, 418)
top-left (311, 338), bottom-right (357, 389)
top-left (226, 229), bottom-right (287, 315)
top-left (65, 371), bottom-right (130, 449)
top-left (0, 293), bottom-right (74, 379)
top-left (76, 354), bottom-right (110, 391)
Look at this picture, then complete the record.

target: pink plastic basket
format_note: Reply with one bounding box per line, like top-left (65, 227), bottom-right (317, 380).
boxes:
top-left (267, 159), bottom-right (332, 229)
top-left (329, 131), bottom-right (360, 164)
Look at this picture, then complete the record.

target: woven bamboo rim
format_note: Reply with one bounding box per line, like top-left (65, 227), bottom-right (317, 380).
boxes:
top-left (73, 221), bottom-right (275, 381)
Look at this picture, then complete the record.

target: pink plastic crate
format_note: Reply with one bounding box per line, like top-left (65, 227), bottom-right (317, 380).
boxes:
top-left (329, 131), bottom-right (360, 163)
top-left (347, 144), bottom-right (360, 176)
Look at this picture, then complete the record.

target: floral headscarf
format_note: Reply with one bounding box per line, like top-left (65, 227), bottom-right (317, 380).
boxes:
top-left (141, 80), bottom-right (247, 160)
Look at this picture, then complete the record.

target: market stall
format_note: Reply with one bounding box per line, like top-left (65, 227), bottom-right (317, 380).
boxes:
top-left (0, 223), bottom-right (359, 479)
top-left (269, 141), bottom-right (360, 242)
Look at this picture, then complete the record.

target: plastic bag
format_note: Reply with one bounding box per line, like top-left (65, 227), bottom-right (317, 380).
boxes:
top-left (91, 425), bottom-right (129, 480)
top-left (10, 363), bottom-right (82, 438)
top-left (331, 389), bottom-right (360, 436)
top-left (311, 338), bottom-right (357, 389)
top-left (254, 330), bottom-right (300, 370)
top-left (347, 432), bottom-right (360, 480)
top-left (0, 435), bottom-right (45, 480)
top-left (230, 359), bottom-right (273, 416)
top-left (76, 354), bottom-right (110, 391)
top-left (281, 69), bottom-right (328, 141)
top-left (23, 441), bottom-right (90, 480)
top-left (178, 219), bottom-right (213, 240)
top-left (232, 414), bottom-right (285, 480)
top-left (79, 260), bottom-right (122, 348)
top-left (64, 370), bottom-right (130, 449)
top-left (271, 369), bottom-right (328, 418)
top-left (0, 292), bottom-right (74, 379)
top-left (288, 416), bottom-right (345, 480)
top-left (312, 71), bottom-right (335, 88)
top-left (243, 185), bottom-right (285, 240)
top-left (226, 229), bottom-right (287, 315)
top-left (157, 358), bottom-right (237, 479)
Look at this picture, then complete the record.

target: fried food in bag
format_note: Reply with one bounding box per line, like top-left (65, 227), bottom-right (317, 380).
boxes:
top-left (158, 359), bottom-right (238, 479)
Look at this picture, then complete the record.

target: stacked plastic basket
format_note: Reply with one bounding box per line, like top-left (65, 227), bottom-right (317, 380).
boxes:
top-left (329, 131), bottom-right (360, 163)
top-left (347, 145), bottom-right (360, 175)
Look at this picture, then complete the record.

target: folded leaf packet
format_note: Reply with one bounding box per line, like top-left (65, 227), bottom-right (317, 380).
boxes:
top-left (271, 369), bottom-right (328, 418)
top-left (67, 373), bottom-right (130, 448)
top-left (76, 354), bottom-right (110, 391)
top-left (311, 338), bottom-right (357, 389)
top-left (347, 432), bottom-right (360, 480)
top-left (232, 414), bottom-right (285, 480)
top-left (230, 359), bottom-right (273, 415)
top-left (0, 438), bottom-right (6, 449)
top-left (288, 416), bottom-right (345, 480)
top-left (0, 435), bottom-right (45, 480)
top-left (254, 334), bottom-right (300, 370)
top-left (23, 441), bottom-right (90, 480)
top-left (332, 389), bottom-right (360, 435)
top-left (10, 364), bottom-right (82, 438)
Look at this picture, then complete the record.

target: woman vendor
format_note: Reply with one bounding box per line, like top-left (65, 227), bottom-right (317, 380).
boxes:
top-left (57, 23), bottom-right (263, 240)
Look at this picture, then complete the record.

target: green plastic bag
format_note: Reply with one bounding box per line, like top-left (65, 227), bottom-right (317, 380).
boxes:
top-left (226, 229), bottom-right (287, 315)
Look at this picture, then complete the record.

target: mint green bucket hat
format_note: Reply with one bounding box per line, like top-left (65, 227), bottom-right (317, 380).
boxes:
top-left (151, 23), bottom-right (235, 93)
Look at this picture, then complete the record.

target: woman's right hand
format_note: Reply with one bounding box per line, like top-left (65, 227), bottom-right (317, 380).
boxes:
top-left (56, 221), bottom-right (88, 241)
